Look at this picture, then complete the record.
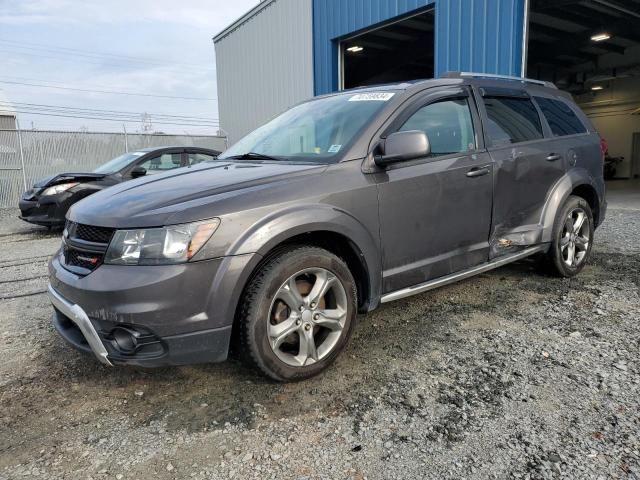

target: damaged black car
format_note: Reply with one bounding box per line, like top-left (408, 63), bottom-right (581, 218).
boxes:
top-left (18, 146), bottom-right (220, 228)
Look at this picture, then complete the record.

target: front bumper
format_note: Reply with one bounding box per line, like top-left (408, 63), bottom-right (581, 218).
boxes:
top-left (19, 194), bottom-right (70, 227)
top-left (48, 250), bottom-right (260, 367)
top-left (49, 284), bottom-right (112, 365)
top-left (597, 197), bottom-right (607, 228)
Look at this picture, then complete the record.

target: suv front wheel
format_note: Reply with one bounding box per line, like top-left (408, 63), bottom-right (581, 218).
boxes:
top-left (544, 195), bottom-right (594, 277)
top-left (237, 246), bottom-right (357, 381)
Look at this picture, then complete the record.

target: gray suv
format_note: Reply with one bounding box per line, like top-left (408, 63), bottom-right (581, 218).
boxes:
top-left (48, 73), bottom-right (606, 381)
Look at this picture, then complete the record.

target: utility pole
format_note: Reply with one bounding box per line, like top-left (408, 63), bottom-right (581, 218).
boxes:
top-left (15, 118), bottom-right (27, 191)
top-left (122, 123), bottom-right (129, 152)
top-left (217, 128), bottom-right (229, 150)
top-left (141, 113), bottom-right (153, 133)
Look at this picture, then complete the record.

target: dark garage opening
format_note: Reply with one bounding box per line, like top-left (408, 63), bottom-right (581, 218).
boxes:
top-left (527, 0), bottom-right (640, 190)
top-left (340, 9), bottom-right (434, 90)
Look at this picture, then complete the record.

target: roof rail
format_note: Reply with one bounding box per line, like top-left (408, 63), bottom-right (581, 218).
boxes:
top-left (442, 71), bottom-right (557, 89)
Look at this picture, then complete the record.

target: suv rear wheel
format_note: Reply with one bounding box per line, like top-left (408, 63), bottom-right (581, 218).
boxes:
top-left (544, 195), bottom-right (594, 277)
top-left (237, 246), bottom-right (357, 381)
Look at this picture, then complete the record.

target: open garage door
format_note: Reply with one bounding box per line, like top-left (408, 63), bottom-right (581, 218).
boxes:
top-left (340, 9), bottom-right (434, 90)
top-left (527, 0), bottom-right (640, 189)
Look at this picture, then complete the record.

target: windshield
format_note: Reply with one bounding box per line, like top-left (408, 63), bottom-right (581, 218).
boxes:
top-left (219, 91), bottom-right (397, 163)
top-left (93, 151), bottom-right (145, 174)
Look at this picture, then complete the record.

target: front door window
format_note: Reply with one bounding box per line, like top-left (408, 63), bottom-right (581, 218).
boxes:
top-left (398, 97), bottom-right (476, 156)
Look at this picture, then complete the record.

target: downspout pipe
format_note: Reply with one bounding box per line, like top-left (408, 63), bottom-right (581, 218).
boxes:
top-left (521, 0), bottom-right (530, 78)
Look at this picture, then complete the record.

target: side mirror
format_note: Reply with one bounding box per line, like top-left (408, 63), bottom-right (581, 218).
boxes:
top-left (374, 130), bottom-right (431, 167)
top-left (130, 166), bottom-right (147, 178)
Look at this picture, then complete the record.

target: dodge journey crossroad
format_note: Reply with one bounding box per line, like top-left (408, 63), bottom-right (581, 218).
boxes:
top-left (48, 73), bottom-right (606, 381)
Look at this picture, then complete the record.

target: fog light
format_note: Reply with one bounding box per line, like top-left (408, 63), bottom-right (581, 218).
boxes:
top-left (112, 327), bottom-right (138, 354)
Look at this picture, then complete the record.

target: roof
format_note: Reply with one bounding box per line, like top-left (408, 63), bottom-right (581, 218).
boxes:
top-left (213, 0), bottom-right (275, 43)
top-left (0, 89), bottom-right (16, 117)
top-left (135, 146), bottom-right (220, 153)
top-left (319, 72), bottom-right (561, 97)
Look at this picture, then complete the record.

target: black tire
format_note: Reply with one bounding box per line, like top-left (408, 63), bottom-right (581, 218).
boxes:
top-left (237, 245), bottom-right (357, 382)
top-left (543, 195), bottom-right (594, 277)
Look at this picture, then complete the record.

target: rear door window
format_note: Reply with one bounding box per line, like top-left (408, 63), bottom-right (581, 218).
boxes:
top-left (534, 97), bottom-right (587, 136)
top-left (187, 152), bottom-right (216, 166)
top-left (398, 97), bottom-right (476, 156)
top-left (482, 96), bottom-right (543, 146)
top-left (138, 153), bottom-right (183, 175)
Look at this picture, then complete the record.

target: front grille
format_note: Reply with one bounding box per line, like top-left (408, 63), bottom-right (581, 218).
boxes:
top-left (72, 223), bottom-right (115, 243)
top-left (64, 249), bottom-right (105, 270)
top-left (62, 221), bottom-right (114, 274)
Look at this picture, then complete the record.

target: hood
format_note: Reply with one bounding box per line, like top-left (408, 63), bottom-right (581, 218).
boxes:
top-left (33, 172), bottom-right (107, 189)
top-left (33, 175), bottom-right (56, 189)
top-left (68, 161), bottom-right (327, 228)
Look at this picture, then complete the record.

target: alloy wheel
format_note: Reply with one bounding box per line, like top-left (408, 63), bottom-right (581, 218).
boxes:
top-left (267, 267), bottom-right (348, 367)
top-left (560, 207), bottom-right (590, 268)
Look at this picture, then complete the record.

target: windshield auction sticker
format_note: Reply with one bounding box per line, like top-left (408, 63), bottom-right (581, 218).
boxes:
top-left (348, 92), bottom-right (395, 102)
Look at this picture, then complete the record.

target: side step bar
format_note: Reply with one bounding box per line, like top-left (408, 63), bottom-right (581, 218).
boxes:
top-left (380, 245), bottom-right (547, 304)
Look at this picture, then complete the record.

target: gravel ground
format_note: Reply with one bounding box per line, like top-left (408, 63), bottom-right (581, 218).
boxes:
top-left (0, 206), bottom-right (638, 480)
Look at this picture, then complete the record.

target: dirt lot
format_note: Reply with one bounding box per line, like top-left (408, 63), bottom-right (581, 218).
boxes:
top-left (1, 206), bottom-right (638, 480)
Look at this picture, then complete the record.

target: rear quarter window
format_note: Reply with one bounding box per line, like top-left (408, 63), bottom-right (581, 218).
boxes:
top-left (482, 96), bottom-right (544, 146)
top-left (534, 97), bottom-right (587, 137)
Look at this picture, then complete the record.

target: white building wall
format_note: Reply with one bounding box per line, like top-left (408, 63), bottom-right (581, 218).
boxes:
top-left (0, 89), bottom-right (17, 129)
top-left (575, 71), bottom-right (640, 178)
top-left (214, 0), bottom-right (314, 144)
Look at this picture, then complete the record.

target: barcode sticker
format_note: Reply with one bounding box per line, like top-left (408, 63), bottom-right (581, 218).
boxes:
top-left (348, 92), bottom-right (395, 102)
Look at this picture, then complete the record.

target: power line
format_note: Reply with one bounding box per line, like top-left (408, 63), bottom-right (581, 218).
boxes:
top-left (0, 38), bottom-right (212, 70)
top-left (9, 110), bottom-right (220, 127)
top-left (0, 48), bottom-right (173, 71)
top-left (0, 74), bottom-right (216, 99)
top-left (3, 101), bottom-right (218, 122)
top-left (6, 106), bottom-right (220, 126)
top-left (12, 109), bottom-right (219, 126)
top-left (0, 102), bottom-right (219, 126)
top-left (0, 79), bottom-right (217, 101)
top-left (0, 47), bottom-right (213, 74)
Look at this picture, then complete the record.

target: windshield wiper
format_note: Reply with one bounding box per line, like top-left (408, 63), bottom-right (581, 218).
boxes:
top-left (225, 152), bottom-right (281, 161)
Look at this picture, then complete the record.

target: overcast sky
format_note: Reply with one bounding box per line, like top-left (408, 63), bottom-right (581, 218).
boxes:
top-left (0, 0), bottom-right (259, 134)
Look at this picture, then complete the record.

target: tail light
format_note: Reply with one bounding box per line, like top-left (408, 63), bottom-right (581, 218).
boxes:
top-left (599, 136), bottom-right (607, 162)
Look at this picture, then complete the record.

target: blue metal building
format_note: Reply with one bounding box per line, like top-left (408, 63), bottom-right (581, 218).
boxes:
top-left (312, 0), bottom-right (526, 95)
top-left (214, 0), bottom-right (528, 141)
top-left (215, 0), bottom-right (640, 178)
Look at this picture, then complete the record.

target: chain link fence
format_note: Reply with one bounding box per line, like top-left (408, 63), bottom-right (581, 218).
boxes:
top-left (0, 129), bottom-right (227, 208)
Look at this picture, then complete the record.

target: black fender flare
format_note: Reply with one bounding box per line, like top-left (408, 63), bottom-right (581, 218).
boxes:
top-left (225, 203), bottom-right (382, 309)
top-left (540, 169), bottom-right (600, 243)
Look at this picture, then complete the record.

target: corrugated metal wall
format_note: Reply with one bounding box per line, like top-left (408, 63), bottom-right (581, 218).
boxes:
top-left (0, 115), bottom-right (16, 130)
top-left (435, 0), bottom-right (524, 76)
top-left (312, 0), bottom-right (435, 94)
top-left (214, 0), bottom-right (314, 144)
top-left (213, 0), bottom-right (526, 138)
top-left (312, 0), bottom-right (525, 95)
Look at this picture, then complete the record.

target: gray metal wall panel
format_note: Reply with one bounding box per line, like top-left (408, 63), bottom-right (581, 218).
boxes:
top-left (0, 116), bottom-right (16, 130)
top-left (214, 0), bottom-right (314, 144)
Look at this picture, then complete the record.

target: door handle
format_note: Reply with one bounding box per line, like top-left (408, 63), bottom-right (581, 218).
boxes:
top-left (466, 166), bottom-right (490, 178)
top-left (546, 153), bottom-right (561, 162)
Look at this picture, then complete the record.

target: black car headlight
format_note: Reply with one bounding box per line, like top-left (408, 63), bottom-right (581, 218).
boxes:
top-left (41, 182), bottom-right (79, 196)
top-left (104, 219), bottom-right (220, 265)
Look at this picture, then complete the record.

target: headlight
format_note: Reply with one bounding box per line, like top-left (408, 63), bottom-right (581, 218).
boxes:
top-left (42, 182), bottom-right (79, 196)
top-left (104, 219), bottom-right (220, 265)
